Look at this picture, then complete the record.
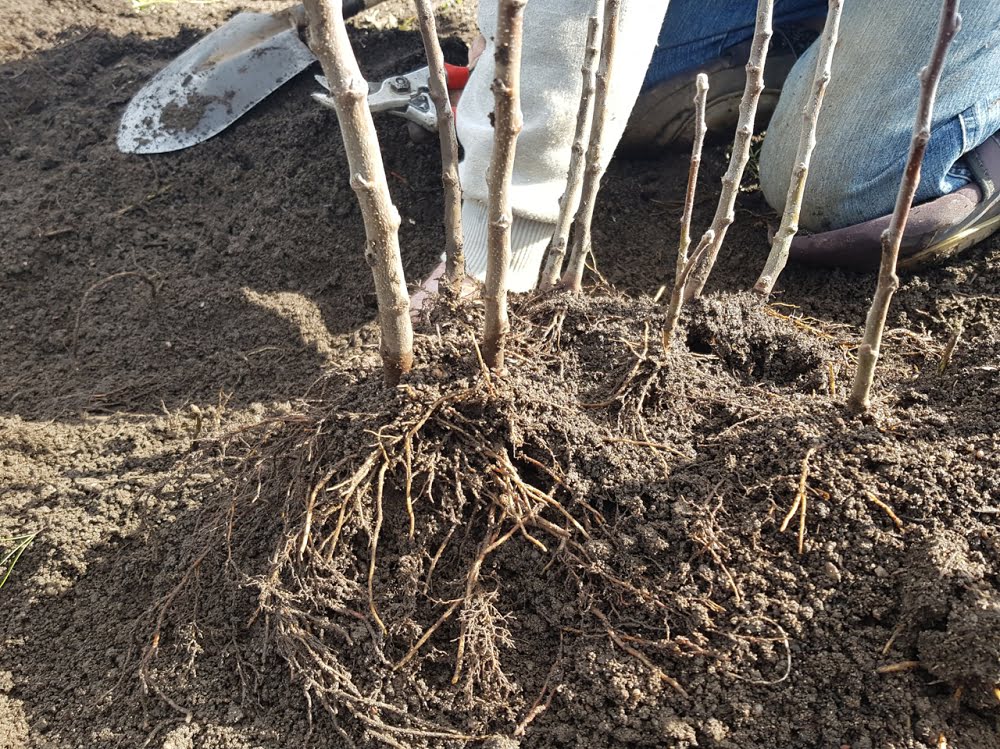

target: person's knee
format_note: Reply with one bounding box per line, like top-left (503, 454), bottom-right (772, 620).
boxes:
top-left (754, 47), bottom-right (866, 231)
top-left (759, 129), bottom-right (869, 232)
top-left (760, 108), bottom-right (972, 232)
top-left (758, 90), bottom-right (912, 232)
top-left (756, 0), bottom-right (994, 232)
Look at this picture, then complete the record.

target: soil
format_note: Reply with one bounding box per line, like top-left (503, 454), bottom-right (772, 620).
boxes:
top-left (2, 2), bottom-right (999, 749)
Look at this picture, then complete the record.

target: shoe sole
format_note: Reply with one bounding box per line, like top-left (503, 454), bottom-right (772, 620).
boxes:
top-left (900, 134), bottom-right (1000, 269)
top-left (899, 211), bottom-right (1000, 270)
top-left (620, 51), bottom-right (799, 155)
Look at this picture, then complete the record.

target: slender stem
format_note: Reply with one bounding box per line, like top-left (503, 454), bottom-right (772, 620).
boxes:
top-left (662, 230), bottom-right (714, 350)
top-left (539, 13), bottom-right (600, 287)
top-left (850, 0), bottom-right (962, 412)
top-left (304, 0), bottom-right (414, 385)
top-left (677, 73), bottom-right (709, 279)
top-left (685, 0), bottom-right (774, 300)
top-left (562, 0), bottom-right (622, 292)
top-left (661, 74), bottom-right (712, 352)
top-left (482, 0), bottom-right (528, 370)
top-left (754, 0), bottom-right (843, 297)
top-left (413, 0), bottom-right (465, 288)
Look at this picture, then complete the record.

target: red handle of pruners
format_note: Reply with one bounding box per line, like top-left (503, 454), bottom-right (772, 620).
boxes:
top-left (444, 63), bottom-right (470, 90)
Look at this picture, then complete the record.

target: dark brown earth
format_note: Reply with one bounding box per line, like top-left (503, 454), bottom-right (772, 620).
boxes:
top-left (2, 2), bottom-right (999, 749)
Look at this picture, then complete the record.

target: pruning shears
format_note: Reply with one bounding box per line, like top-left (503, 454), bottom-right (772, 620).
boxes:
top-left (313, 63), bottom-right (470, 133)
top-left (115, 0), bottom-right (470, 154)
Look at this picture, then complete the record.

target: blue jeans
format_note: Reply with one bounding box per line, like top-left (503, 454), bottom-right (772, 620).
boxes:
top-left (643, 0), bottom-right (1000, 231)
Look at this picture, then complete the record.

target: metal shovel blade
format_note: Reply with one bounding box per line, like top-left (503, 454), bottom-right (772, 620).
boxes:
top-left (117, 11), bottom-right (316, 154)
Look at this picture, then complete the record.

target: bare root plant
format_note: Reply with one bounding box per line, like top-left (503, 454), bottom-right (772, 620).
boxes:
top-left (482, 0), bottom-right (529, 369)
top-left (562, 0), bottom-right (622, 292)
top-left (661, 0), bottom-right (773, 347)
top-left (661, 74), bottom-right (708, 351)
top-left (684, 0), bottom-right (774, 301)
top-left (850, 0), bottom-right (962, 411)
top-left (676, 73), bottom-right (709, 282)
top-left (134, 294), bottom-right (705, 741)
top-left (303, 0), bottom-right (413, 384)
top-left (205, 352), bottom-right (607, 741)
top-left (753, 0), bottom-right (844, 297)
top-left (539, 13), bottom-right (601, 287)
top-left (129, 2), bottom-right (857, 743)
top-left (414, 0), bottom-right (466, 288)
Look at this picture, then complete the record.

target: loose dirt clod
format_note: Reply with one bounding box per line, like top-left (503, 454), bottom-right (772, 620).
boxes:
top-left (897, 532), bottom-right (1000, 708)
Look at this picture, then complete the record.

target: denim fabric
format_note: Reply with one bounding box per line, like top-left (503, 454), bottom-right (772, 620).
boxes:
top-left (642, 0), bottom-right (826, 90)
top-left (642, 1), bottom-right (1000, 231)
top-left (761, 0), bottom-right (1000, 229)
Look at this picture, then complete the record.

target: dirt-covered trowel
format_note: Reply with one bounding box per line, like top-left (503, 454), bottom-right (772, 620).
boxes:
top-left (117, 0), bottom-right (386, 154)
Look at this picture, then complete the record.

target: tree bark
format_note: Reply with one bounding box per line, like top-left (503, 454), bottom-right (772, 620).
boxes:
top-left (482, 0), bottom-right (528, 370)
top-left (753, 0), bottom-right (843, 297)
top-left (303, 0), bottom-right (414, 385)
top-left (850, 0), bottom-right (961, 412)
top-left (685, 0), bottom-right (774, 300)
top-left (414, 0), bottom-right (465, 288)
top-left (662, 230), bottom-right (714, 350)
top-left (562, 0), bottom-right (622, 292)
top-left (661, 75), bottom-right (711, 352)
top-left (676, 73), bottom-right (709, 280)
top-left (539, 14), bottom-right (600, 288)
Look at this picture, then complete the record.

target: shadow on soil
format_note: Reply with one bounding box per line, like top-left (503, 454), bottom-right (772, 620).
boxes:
top-left (0, 24), bottom-right (459, 421)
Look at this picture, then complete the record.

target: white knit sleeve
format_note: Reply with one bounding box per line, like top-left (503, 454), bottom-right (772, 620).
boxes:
top-left (455, 1), bottom-right (670, 290)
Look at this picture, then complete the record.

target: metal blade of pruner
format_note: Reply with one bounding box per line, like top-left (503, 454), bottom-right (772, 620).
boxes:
top-left (313, 67), bottom-right (436, 132)
top-left (314, 64), bottom-right (470, 133)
